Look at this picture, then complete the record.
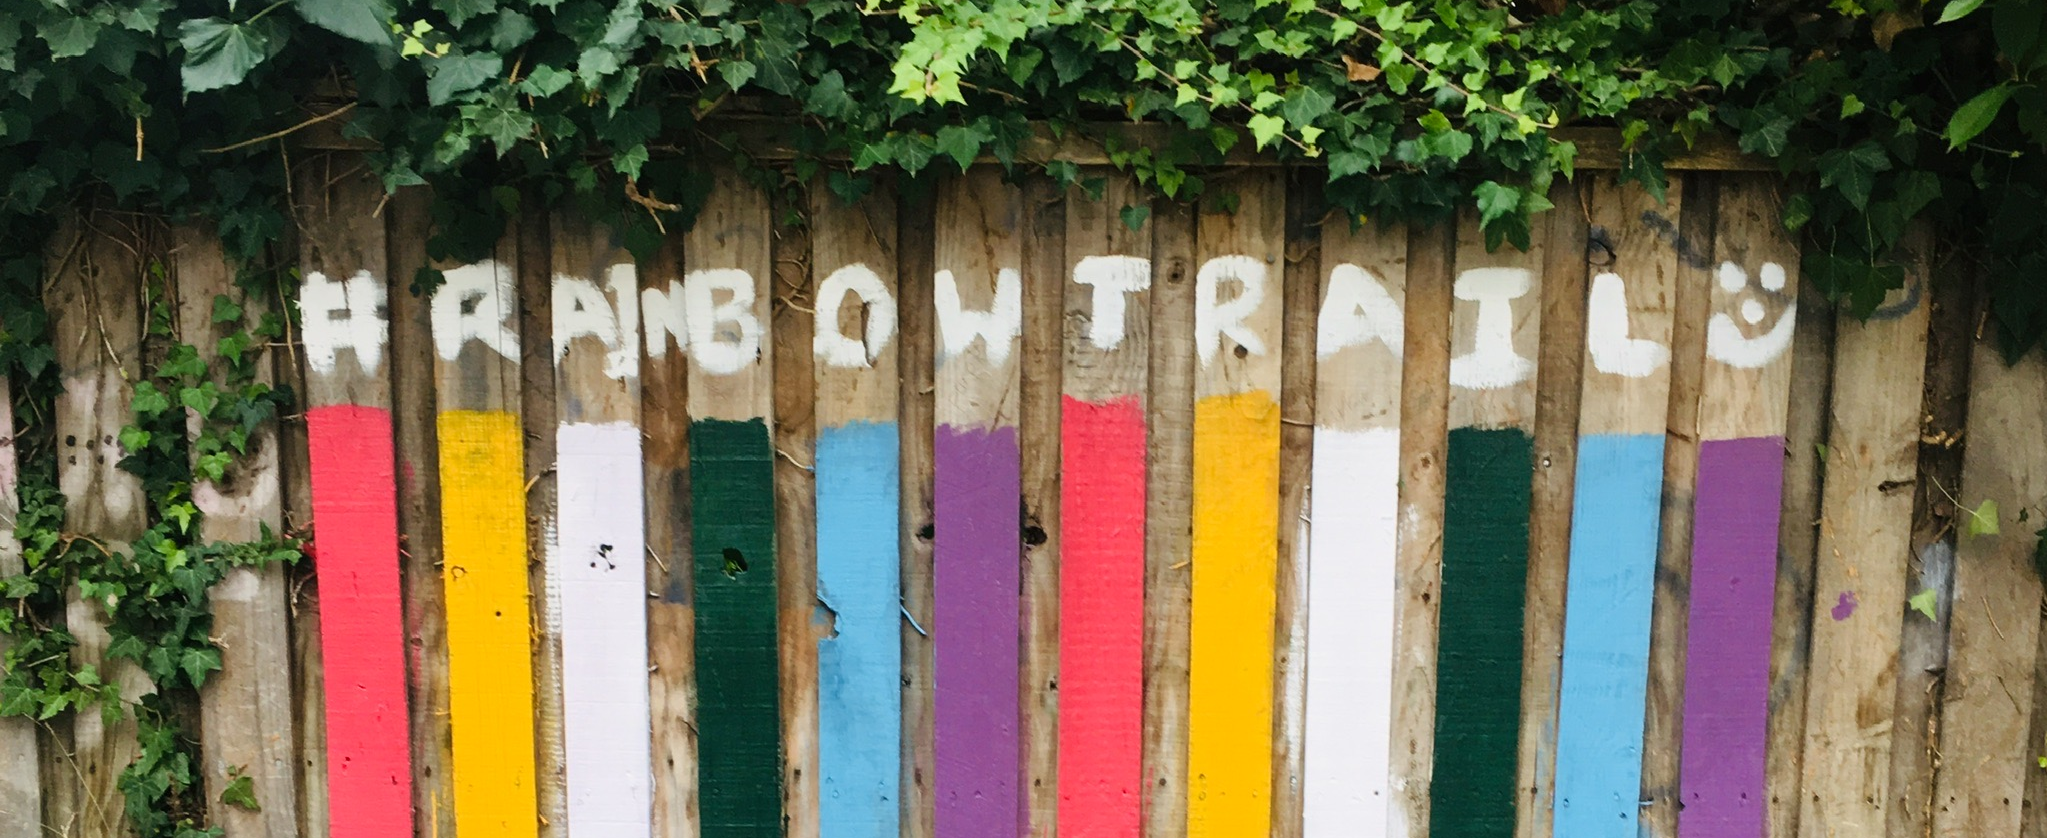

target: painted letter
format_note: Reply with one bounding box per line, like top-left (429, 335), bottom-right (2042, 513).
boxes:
top-left (935, 267), bottom-right (1023, 364)
top-left (1195, 255), bottom-right (1268, 366)
top-left (1073, 255), bottom-right (1151, 351)
top-left (1706, 261), bottom-right (1796, 369)
top-left (300, 269), bottom-right (388, 375)
top-left (432, 259), bottom-right (520, 363)
top-left (815, 263), bottom-right (898, 369)
top-left (642, 280), bottom-right (687, 359)
top-left (1449, 267), bottom-right (1534, 389)
top-left (684, 268), bottom-right (764, 375)
top-left (1317, 263), bottom-right (1403, 359)
top-left (551, 264), bottom-right (641, 380)
top-left (1586, 272), bottom-right (1670, 377)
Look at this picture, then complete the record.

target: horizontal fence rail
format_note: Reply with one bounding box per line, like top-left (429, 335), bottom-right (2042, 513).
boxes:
top-left (5, 155), bottom-right (2038, 838)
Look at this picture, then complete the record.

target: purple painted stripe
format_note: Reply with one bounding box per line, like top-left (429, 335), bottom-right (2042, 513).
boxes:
top-left (1678, 436), bottom-right (1786, 838)
top-left (934, 423), bottom-right (1022, 837)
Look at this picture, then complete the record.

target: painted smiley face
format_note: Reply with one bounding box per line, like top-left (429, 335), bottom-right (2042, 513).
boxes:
top-left (1706, 261), bottom-right (1796, 369)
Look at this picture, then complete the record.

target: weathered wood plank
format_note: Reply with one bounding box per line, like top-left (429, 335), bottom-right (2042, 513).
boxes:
top-left (1305, 211), bottom-right (1406, 837)
top-left (897, 186), bottom-right (939, 838)
top-left (642, 229), bottom-right (700, 838)
top-left (1019, 176), bottom-right (1064, 838)
top-left (1141, 197), bottom-right (1196, 838)
top-left (1549, 176), bottom-right (1676, 838)
top-left (769, 191), bottom-right (821, 838)
top-left (680, 169), bottom-right (784, 836)
top-left (177, 226), bottom-right (297, 838)
top-left (1676, 173), bottom-right (1803, 838)
top-left (1929, 319), bottom-right (2047, 837)
top-left (383, 188), bottom-right (454, 838)
top-left (1272, 171), bottom-right (1321, 838)
top-left (931, 169), bottom-right (1025, 837)
top-left (1186, 168), bottom-right (1285, 838)
top-left (293, 158), bottom-right (403, 838)
top-left (1390, 220), bottom-right (1453, 838)
top-left (49, 215), bottom-right (151, 838)
top-left (1059, 172), bottom-right (1151, 838)
top-left (1433, 206), bottom-right (1546, 838)
top-left (0, 361), bottom-right (39, 838)
top-left (811, 179), bottom-right (904, 837)
top-left (549, 215), bottom-right (652, 837)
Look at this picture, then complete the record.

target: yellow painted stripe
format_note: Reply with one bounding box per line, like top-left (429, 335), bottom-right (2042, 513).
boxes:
top-left (1187, 390), bottom-right (1281, 838)
top-left (437, 410), bottom-right (539, 838)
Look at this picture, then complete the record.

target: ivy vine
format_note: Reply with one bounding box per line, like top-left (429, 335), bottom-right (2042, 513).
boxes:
top-left (0, 0), bottom-right (2042, 833)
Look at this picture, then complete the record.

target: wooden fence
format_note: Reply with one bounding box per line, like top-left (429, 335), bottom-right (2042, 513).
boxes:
top-left (2, 150), bottom-right (2042, 838)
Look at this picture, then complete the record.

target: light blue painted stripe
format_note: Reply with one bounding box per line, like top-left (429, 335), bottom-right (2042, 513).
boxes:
top-left (816, 420), bottom-right (903, 837)
top-left (1552, 432), bottom-right (1667, 838)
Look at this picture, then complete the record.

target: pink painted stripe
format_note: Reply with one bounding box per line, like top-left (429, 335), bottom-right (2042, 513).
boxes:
top-left (307, 405), bottom-right (414, 837)
top-left (934, 423), bottom-right (1022, 837)
top-left (1057, 396), bottom-right (1146, 838)
top-left (1678, 436), bottom-right (1785, 838)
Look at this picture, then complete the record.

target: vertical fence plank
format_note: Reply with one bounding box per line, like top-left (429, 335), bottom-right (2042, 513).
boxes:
top-left (1186, 169), bottom-right (1285, 838)
top-left (897, 185), bottom-right (939, 838)
top-left (1432, 208), bottom-right (1546, 838)
top-left (1390, 220), bottom-right (1453, 838)
top-left (643, 228), bottom-right (699, 838)
top-left (1929, 317), bottom-right (2047, 837)
top-left (549, 216), bottom-right (652, 837)
top-left (771, 190), bottom-right (822, 838)
top-left (293, 159), bottom-right (403, 838)
top-left (1550, 177), bottom-right (1681, 838)
top-left (430, 232), bottom-right (538, 838)
top-left (516, 207), bottom-right (568, 838)
top-left (1521, 181), bottom-right (1589, 838)
top-left (1797, 229), bottom-right (1933, 837)
top-left (1676, 173), bottom-right (1803, 838)
top-left (811, 179), bottom-right (903, 838)
top-left (384, 188), bottom-right (454, 838)
top-left (50, 217), bottom-right (151, 838)
top-left (1141, 197), bottom-right (1196, 838)
top-left (681, 169), bottom-right (783, 836)
top-left (1272, 173), bottom-right (1320, 838)
top-left (177, 226), bottom-right (298, 837)
top-left (1059, 173), bottom-right (1151, 838)
top-left (1888, 249), bottom-right (1973, 838)
top-left (0, 372), bottom-right (35, 838)
top-left (1640, 173), bottom-right (1718, 838)
top-left (1305, 214), bottom-right (1406, 837)
top-left (1019, 176), bottom-right (1064, 838)
top-left (931, 169), bottom-right (1024, 838)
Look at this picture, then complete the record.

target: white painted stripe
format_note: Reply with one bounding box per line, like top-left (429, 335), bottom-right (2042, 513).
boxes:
top-left (1303, 426), bottom-right (1400, 838)
top-left (555, 421), bottom-right (652, 838)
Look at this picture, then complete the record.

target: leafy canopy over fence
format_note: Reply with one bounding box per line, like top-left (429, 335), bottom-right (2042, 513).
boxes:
top-left (0, 0), bottom-right (2042, 834)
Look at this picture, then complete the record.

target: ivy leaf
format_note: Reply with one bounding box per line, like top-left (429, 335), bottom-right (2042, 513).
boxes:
top-left (433, 0), bottom-right (499, 28)
top-left (1966, 498), bottom-right (2000, 538)
top-left (1936, 0), bottom-right (1985, 23)
top-left (292, 0), bottom-right (394, 46)
top-left (1908, 587), bottom-right (1939, 620)
top-left (489, 10), bottom-right (537, 52)
top-left (177, 18), bottom-right (276, 93)
top-left (1474, 181), bottom-right (1521, 226)
top-left (519, 66), bottom-right (572, 97)
top-left (1281, 86), bottom-right (1335, 128)
top-left (38, 16), bottom-right (101, 59)
top-left (1248, 113), bottom-right (1286, 149)
top-left (935, 124), bottom-right (991, 172)
top-left (210, 294), bottom-right (242, 325)
top-left (1947, 84), bottom-right (2013, 150)
top-left (219, 772), bottom-right (260, 811)
top-left (1120, 204), bottom-right (1151, 231)
top-left (426, 52), bottom-right (502, 106)
top-left (179, 647), bottom-right (221, 688)
top-left (805, 71), bottom-right (858, 121)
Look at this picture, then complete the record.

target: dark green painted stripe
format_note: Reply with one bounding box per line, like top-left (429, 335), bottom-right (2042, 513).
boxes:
top-left (1430, 427), bottom-right (1534, 838)
top-left (691, 417), bottom-right (783, 836)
